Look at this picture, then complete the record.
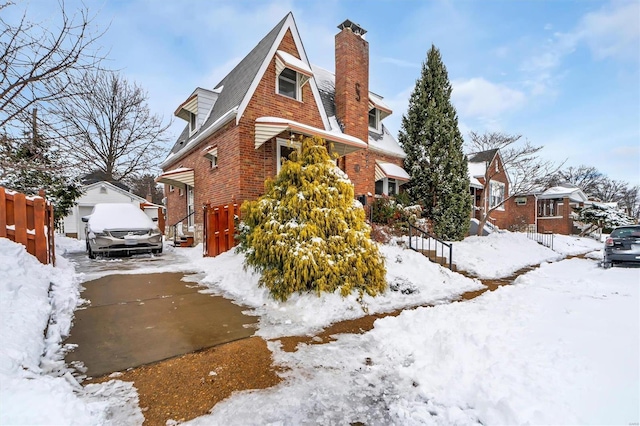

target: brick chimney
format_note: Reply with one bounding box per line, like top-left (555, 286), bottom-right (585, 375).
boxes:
top-left (335, 19), bottom-right (369, 143)
top-left (335, 19), bottom-right (372, 197)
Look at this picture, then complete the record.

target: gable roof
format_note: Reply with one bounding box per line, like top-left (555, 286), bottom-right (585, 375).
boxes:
top-left (82, 180), bottom-right (147, 203)
top-left (81, 170), bottom-right (129, 191)
top-left (165, 13), bottom-right (331, 166)
top-left (468, 148), bottom-right (498, 164)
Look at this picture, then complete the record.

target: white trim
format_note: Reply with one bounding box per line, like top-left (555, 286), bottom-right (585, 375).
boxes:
top-left (276, 67), bottom-right (302, 100)
top-left (489, 181), bottom-right (506, 210)
top-left (161, 107), bottom-right (237, 169)
top-left (368, 107), bottom-right (380, 133)
top-left (276, 138), bottom-right (301, 173)
top-left (235, 13), bottom-right (330, 131)
top-left (81, 181), bottom-right (147, 203)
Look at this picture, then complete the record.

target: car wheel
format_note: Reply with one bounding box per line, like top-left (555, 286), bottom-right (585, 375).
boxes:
top-left (603, 259), bottom-right (612, 269)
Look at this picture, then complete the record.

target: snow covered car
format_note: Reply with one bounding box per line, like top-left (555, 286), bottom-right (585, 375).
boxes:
top-left (603, 225), bottom-right (640, 268)
top-left (82, 203), bottom-right (163, 259)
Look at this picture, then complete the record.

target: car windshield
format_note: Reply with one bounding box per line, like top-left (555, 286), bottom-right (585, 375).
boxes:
top-left (88, 203), bottom-right (154, 233)
top-left (610, 226), bottom-right (640, 238)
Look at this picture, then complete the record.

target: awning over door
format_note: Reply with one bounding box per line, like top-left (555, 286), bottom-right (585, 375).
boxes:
top-left (156, 167), bottom-right (195, 188)
top-left (255, 117), bottom-right (368, 157)
top-left (375, 161), bottom-right (410, 182)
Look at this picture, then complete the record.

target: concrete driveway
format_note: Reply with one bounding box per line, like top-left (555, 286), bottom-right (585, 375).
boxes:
top-left (64, 252), bottom-right (257, 377)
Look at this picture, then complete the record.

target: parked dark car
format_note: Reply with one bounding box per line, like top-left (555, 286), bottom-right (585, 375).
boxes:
top-left (82, 203), bottom-right (163, 259)
top-left (603, 225), bottom-right (640, 268)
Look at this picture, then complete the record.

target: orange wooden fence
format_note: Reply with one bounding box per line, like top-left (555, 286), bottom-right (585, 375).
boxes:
top-left (203, 202), bottom-right (240, 257)
top-left (0, 186), bottom-right (55, 265)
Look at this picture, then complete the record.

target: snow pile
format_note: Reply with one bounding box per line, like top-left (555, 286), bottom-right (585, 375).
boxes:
top-left (188, 258), bottom-right (639, 426)
top-left (183, 242), bottom-right (484, 339)
top-left (551, 234), bottom-right (603, 256)
top-left (56, 234), bottom-right (87, 254)
top-left (0, 238), bottom-right (143, 425)
top-left (451, 231), bottom-right (563, 278)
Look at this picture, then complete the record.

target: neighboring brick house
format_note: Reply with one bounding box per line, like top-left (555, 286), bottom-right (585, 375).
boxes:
top-left (467, 149), bottom-right (511, 230)
top-left (505, 183), bottom-right (588, 234)
top-left (157, 14), bottom-right (408, 240)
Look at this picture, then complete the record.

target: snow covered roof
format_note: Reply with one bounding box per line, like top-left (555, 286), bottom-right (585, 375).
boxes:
top-left (82, 181), bottom-right (146, 203)
top-left (375, 161), bottom-right (410, 182)
top-left (538, 184), bottom-right (588, 203)
top-left (368, 125), bottom-right (406, 158)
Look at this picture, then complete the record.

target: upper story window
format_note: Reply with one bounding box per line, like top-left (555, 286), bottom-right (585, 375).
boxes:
top-left (489, 181), bottom-right (505, 210)
top-left (278, 68), bottom-right (300, 100)
top-left (189, 112), bottom-right (197, 135)
top-left (368, 108), bottom-right (380, 131)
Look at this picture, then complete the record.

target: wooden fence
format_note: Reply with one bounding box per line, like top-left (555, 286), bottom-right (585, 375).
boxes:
top-left (203, 202), bottom-right (240, 257)
top-left (0, 186), bottom-right (55, 265)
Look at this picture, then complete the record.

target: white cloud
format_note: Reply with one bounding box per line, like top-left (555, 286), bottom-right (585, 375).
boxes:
top-left (578, 1), bottom-right (640, 61)
top-left (521, 1), bottom-right (639, 96)
top-left (452, 77), bottom-right (526, 118)
top-left (379, 57), bottom-right (420, 68)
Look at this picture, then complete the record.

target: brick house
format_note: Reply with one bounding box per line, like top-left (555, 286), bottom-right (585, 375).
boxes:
top-left (157, 14), bottom-right (409, 241)
top-left (505, 183), bottom-right (588, 234)
top-left (467, 149), bottom-right (511, 230)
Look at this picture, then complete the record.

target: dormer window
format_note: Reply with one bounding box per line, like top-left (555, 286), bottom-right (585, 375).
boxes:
top-left (189, 112), bottom-right (197, 134)
top-left (368, 108), bottom-right (380, 131)
top-left (274, 50), bottom-right (312, 102)
top-left (278, 68), bottom-right (300, 100)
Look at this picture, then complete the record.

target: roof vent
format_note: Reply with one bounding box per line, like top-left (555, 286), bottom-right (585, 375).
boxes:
top-left (337, 19), bottom-right (367, 36)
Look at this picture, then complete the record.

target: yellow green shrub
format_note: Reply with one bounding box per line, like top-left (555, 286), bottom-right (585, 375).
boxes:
top-left (238, 136), bottom-right (387, 301)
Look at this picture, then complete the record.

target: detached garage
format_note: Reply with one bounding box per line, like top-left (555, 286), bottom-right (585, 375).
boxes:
top-left (63, 181), bottom-right (163, 239)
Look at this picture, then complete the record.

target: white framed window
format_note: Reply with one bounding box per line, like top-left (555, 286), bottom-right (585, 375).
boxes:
top-left (515, 197), bottom-right (527, 205)
top-left (375, 178), bottom-right (399, 196)
top-left (178, 187), bottom-right (184, 196)
top-left (489, 181), bottom-right (505, 210)
top-left (169, 185), bottom-right (175, 192)
top-left (277, 138), bottom-right (301, 173)
top-left (189, 112), bottom-right (197, 135)
top-left (204, 147), bottom-right (218, 169)
top-left (186, 186), bottom-right (195, 229)
top-left (368, 108), bottom-right (380, 132)
top-left (277, 67), bottom-right (301, 100)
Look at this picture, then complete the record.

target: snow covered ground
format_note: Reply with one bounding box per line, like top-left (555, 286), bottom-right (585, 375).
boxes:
top-left (0, 238), bottom-right (143, 425)
top-left (1, 231), bottom-right (637, 425)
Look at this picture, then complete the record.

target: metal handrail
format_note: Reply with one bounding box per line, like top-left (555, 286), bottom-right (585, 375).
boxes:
top-left (408, 223), bottom-right (453, 270)
top-left (526, 229), bottom-right (554, 249)
top-left (171, 211), bottom-right (195, 245)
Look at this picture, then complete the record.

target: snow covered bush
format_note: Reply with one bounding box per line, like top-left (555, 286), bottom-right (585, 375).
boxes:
top-left (238, 136), bottom-right (387, 301)
top-left (575, 203), bottom-right (635, 234)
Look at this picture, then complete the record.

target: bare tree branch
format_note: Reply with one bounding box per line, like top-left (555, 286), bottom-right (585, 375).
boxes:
top-left (54, 70), bottom-right (171, 182)
top-left (0, 1), bottom-right (106, 177)
top-left (468, 131), bottom-right (564, 235)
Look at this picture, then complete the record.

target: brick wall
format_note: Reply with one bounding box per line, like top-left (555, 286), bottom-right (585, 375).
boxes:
top-left (238, 29), bottom-right (325, 203)
top-left (476, 155), bottom-right (511, 229)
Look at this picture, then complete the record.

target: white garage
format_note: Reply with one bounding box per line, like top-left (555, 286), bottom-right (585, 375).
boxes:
top-left (63, 181), bottom-right (163, 239)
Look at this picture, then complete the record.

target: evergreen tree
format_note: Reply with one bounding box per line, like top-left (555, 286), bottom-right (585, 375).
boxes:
top-left (239, 136), bottom-right (387, 302)
top-left (1, 129), bottom-right (81, 222)
top-left (398, 45), bottom-right (471, 240)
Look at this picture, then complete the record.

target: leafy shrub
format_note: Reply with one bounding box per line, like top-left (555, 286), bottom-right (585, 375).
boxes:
top-left (238, 136), bottom-right (387, 301)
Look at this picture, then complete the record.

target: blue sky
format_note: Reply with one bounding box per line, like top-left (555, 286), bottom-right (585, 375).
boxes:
top-left (8, 0), bottom-right (640, 184)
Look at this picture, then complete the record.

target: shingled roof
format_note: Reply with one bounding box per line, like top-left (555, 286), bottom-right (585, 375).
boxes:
top-left (468, 148), bottom-right (498, 164)
top-left (168, 14), bottom-right (290, 156)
